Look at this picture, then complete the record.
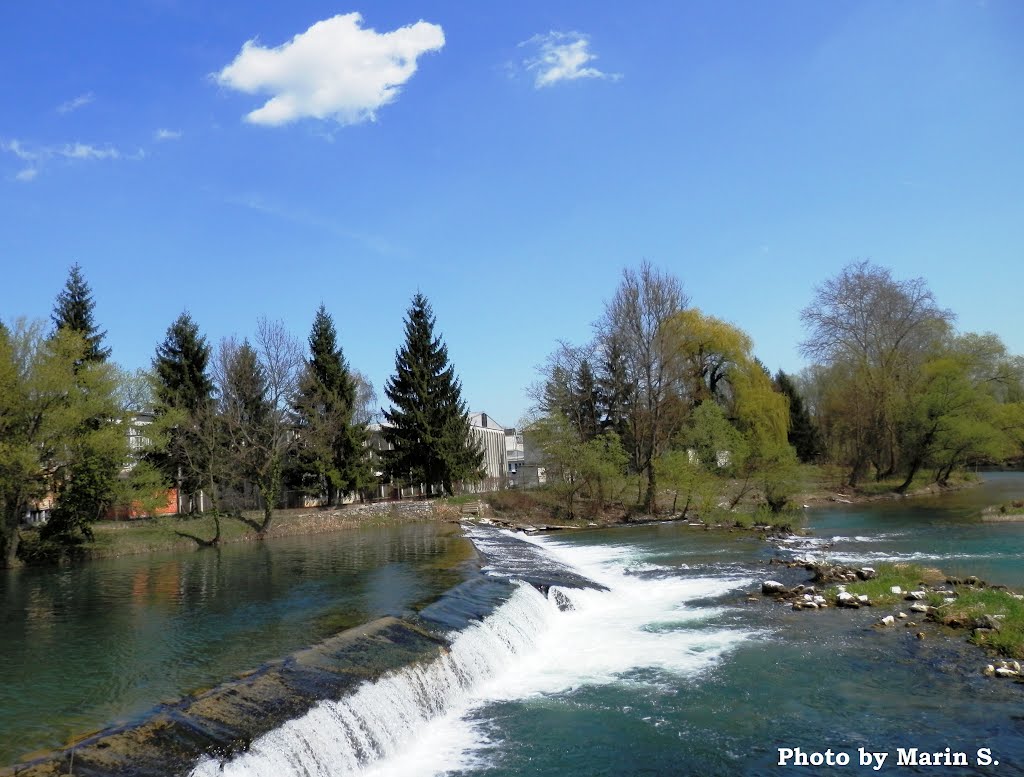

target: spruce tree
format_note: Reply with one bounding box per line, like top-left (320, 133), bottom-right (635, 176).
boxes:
top-left (151, 312), bottom-right (215, 512)
top-left (291, 305), bottom-right (368, 505)
top-left (775, 370), bottom-right (824, 463)
top-left (52, 263), bottom-right (110, 364)
top-left (383, 293), bottom-right (483, 495)
top-left (44, 266), bottom-right (122, 543)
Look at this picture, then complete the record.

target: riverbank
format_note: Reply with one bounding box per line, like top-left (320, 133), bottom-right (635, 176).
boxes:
top-left (15, 500), bottom-right (453, 564)
top-left (7, 467), bottom-right (989, 568)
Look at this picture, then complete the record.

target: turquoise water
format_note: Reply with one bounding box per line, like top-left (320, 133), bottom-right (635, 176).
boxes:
top-left (6, 474), bottom-right (1024, 775)
top-left (0, 522), bottom-right (474, 764)
top-left (313, 472), bottom-right (1024, 777)
top-left (793, 471), bottom-right (1024, 587)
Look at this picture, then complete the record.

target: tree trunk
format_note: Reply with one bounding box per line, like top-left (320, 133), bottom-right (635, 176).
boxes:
top-left (643, 465), bottom-right (657, 514)
top-left (2, 526), bottom-right (20, 569)
top-left (895, 459), bottom-right (921, 494)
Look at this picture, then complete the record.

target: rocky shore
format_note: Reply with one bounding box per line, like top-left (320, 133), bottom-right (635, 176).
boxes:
top-left (752, 557), bottom-right (1024, 682)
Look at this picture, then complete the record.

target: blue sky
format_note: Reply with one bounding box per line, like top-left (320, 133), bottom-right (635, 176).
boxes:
top-left (2, 0), bottom-right (1022, 427)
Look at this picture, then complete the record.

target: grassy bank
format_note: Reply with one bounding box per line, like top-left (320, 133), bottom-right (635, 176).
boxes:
top-left (820, 562), bottom-right (1024, 660)
top-left (824, 562), bottom-right (945, 606)
top-left (934, 588), bottom-right (1024, 659)
top-left (18, 503), bottom-right (451, 564)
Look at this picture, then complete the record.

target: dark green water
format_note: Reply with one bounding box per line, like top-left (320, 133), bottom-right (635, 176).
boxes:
top-left (0, 521), bottom-right (475, 764)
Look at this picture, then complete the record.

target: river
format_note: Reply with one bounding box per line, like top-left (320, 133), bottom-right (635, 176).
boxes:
top-left (4, 473), bottom-right (1024, 775)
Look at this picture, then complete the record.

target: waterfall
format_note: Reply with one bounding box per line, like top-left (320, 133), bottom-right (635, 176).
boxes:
top-left (191, 531), bottom-right (757, 777)
top-left (189, 583), bottom-right (558, 777)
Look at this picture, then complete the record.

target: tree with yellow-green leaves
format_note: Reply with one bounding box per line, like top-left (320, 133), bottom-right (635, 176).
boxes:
top-left (0, 321), bottom-right (127, 565)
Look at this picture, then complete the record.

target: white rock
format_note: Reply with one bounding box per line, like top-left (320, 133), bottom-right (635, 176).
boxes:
top-left (837, 592), bottom-right (855, 603)
top-left (890, 586), bottom-right (903, 595)
top-left (898, 612), bottom-right (908, 619)
top-left (995, 667), bottom-right (1019, 678)
top-left (910, 603), bottom-right (930, 613)
top-left (984, 664), bottom-right (995, 677)
top-left (944, 597), bottom-right (956, 604)
top-left (879, 615), bottom-right (895, 626)
top-left (762, 580), bottom-right (787, 595)
top-left (906, 591), bottom-right (928, 600)
top-left (857, 594), bottom-right (870, 604)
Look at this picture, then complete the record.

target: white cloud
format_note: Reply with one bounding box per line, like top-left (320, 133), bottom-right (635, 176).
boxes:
top-left (1, 138), bottom-right (126, 181)
top-left (154, 128), bottom-right (183, 141)
top-left (57, 92), bottom-right (95, 114)
top-left (520, 31), bottom-right (621, 88)
top-left (215, 12), bottom-right (445, 126)
top-left (62, 142), bottom-right (121, 160)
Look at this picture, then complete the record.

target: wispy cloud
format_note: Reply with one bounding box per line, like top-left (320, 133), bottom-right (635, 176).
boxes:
top-left (215, 12), bottom-right (445, 127)
top-left (227, 191), bottom-right (398, 256)
top-left (519, 31), bottom-right (621, 88)
top-left (154, 128), bottom-right (183, 141)
top-left (1, 138), bottom-right (129, 181)
top-left (57, 92), bottom-right (95, 114)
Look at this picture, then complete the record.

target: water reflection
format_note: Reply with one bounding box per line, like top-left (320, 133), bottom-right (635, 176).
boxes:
top-left (0, 521), bottom-right (473, 764)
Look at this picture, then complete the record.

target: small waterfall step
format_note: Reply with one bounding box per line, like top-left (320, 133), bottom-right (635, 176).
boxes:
top-left (463, 525), bottom-right (608, 592)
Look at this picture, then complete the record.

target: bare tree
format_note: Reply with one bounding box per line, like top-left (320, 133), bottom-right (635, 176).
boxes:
top-left (217, 321), bottom-right (302, 535)
top-left (800, 260), bottom-right (954, 485)
top-left (597, 262), bottom-right (689, 512)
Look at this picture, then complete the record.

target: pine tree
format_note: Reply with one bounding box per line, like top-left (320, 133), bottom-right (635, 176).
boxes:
top-left (52, 263), bottom-right (110, 364)
top-left (382, 293), bottom-right (483, 495)
top-left (151, 312), bottom-right (215, 513)
top-left (775, 370), bottom-right (824, 463)
top-left (291, 305), bottom-right (369, 505)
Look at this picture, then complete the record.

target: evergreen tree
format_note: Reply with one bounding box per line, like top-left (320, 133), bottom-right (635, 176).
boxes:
top-left (151, 312), bottom-right (215, 512)
top-left (382, 293), bottom-right (483, 495)
top-left (51, 263), bottom-right (111, 364)
top-left (291, 305), bottom-right (369, 505)
top-left (775, 370), bottom-right (823, 463)
top-left (44, 266), bottom-right (122, 543)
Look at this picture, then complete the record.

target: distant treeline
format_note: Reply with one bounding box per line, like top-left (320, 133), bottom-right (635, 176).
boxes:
top-left (525, 260), bottom-right (1024, 519)
top-left (0, 269), bottom-right (482, 567)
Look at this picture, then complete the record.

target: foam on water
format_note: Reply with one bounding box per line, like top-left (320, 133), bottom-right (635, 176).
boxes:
top-left (190, 532), bottom-right (757, 777)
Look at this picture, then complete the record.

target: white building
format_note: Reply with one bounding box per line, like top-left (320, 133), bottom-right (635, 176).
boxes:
top-left (368, 411), bottom-right (510, 497)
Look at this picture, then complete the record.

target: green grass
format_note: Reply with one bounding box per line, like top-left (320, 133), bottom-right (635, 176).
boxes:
top-left (18, 506), bottom-right (445, 564)
top-left (826, 562), bottom-right (944, 606)
top-left (935, 588), bottom-right (1024, 659)
top-left (990, 499), bottom-right (1024, 515)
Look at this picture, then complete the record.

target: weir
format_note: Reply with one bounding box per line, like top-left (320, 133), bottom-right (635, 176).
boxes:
top-left (3, 528), bottom-right (602, 777)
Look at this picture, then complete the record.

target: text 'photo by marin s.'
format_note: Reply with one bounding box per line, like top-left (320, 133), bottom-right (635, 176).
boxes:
top-left (778, 746), bottom-right (1000, 770)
